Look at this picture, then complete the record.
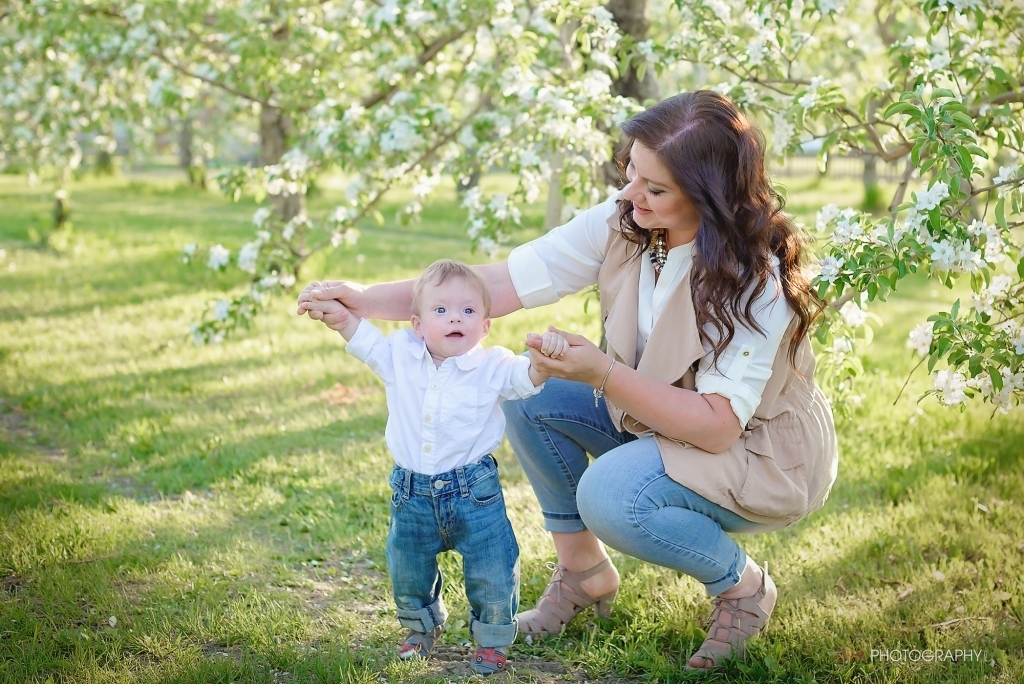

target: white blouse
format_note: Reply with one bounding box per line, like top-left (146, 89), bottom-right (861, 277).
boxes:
top-left (506, 195), bottom-right (796, 427)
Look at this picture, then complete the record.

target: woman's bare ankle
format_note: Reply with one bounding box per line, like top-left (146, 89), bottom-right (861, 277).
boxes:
top-left (717, 558), bottom-right (762, 599)
top-left (579, 561), bottom-right (619, 599)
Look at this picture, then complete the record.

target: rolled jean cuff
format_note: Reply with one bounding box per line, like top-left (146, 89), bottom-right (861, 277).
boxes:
top-left (703, 547), bottom-right (748, 597)
top-left (470, 616), bottom-right (518, 647)
top-left (396, 598), bottom-right (448, 633)
top-left (542, 511), bottom-right (587, 534)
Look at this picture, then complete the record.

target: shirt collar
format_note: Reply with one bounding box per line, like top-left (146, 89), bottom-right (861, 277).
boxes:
top-left (401, 329), bottom-right (486, 370)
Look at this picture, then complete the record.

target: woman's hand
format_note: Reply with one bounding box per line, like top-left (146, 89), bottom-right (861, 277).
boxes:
top-left (525, 326), bottom-right (610, 387)
top-left (297, 280), bottom-right (368, 328)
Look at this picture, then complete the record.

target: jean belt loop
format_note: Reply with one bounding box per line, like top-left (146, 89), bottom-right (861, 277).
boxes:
top-left (402, 468), bottom-right (412, 500)
top-left (455, 466), bottom-right (469, 498)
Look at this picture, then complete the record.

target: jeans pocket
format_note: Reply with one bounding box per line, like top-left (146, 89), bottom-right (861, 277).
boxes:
top-left (388, 470), bottom-right (406, 511)
top-left (468, 470), bottom-right (504, 507)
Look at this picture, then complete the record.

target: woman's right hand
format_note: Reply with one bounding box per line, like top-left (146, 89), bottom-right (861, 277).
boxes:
top-left (297, 280), bottom-right (368, 325)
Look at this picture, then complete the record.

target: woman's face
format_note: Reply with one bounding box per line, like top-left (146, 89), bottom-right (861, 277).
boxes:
top-left (621, 141), bottom-right (700, 240)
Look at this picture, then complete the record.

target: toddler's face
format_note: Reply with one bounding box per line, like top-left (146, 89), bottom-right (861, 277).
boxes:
top-left (411, 277), bottom-right (490, 358)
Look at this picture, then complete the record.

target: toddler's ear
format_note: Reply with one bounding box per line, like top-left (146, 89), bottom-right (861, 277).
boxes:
top-left (411, 314), bottom-right (423, 337)
top-left (482, 317), bottom-right (491, 336)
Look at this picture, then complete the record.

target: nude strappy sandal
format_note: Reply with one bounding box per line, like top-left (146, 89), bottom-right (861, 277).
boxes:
top-left (685, 563), bottom-right (777, 670)
top-left (516, 559), bottom-right (618, 638)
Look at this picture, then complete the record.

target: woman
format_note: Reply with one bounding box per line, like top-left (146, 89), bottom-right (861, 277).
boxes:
top-left (298, 90), bottom-right (838, 670)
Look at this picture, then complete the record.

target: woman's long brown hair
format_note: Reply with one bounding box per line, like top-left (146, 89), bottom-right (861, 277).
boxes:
top-left (616, 90), bottom-right (822, 365)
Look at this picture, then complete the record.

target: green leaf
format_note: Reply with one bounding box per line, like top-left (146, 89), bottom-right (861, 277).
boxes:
top-left (950, 112), bottom-right (977, 130)
top-left (995, 197), bottom-right (1006, 230)
top-left (990, 367), bottom-right (1003, 391)
top-left (884, 101), bottom-right (919, 119)
top-left (950, 299), bottom-right (960, 319)
top-left (931, 87), bottom-right (955, 100)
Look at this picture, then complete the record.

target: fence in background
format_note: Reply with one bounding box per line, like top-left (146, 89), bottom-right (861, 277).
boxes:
top-left (771, 155), bottom-right (905, 183)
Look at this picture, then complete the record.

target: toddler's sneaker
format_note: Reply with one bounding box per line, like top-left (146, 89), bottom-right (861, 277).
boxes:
top-left (398, 625), bottom-right (443, 660)
top-left (471, 645), bottom-right (509, 675)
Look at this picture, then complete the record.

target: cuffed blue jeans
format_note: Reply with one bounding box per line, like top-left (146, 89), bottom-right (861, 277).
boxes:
top-left (502, 377), bottom-right (775, 596)
top-left (386, 455), bottom-right (519, 647)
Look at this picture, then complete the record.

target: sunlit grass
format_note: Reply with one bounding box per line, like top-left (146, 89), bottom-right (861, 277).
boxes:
top-left (1, 171), bottom-right (1022, 683)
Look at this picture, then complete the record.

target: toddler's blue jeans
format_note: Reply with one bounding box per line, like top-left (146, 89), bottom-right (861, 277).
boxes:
top-left (386, 454), bottom-right (519, 647)
top-left (502, 377), bottom-right (779, 596)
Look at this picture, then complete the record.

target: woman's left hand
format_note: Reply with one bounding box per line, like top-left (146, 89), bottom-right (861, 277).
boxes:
top-left (525, 326), bottom-right (610, 386)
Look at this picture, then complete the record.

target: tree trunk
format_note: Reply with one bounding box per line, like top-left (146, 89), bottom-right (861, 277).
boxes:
top-left (179, 115), bottom-right (207, 189)
top-left (179, 116), bottom-right (194, 171)
top-left (606, 0), bottom-right (661, 104)
top-left (543, 151), bottom-right (566, 230)
top-left (260, 104), bottom-right (303, 222)
top-left (601, 0), bottom-right (661, 187)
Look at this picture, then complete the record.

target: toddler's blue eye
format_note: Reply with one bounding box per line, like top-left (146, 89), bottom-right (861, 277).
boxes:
top-left (435, 306), bottom-right (446, 314)
top-left (463, 307), bottom-right (474, 315)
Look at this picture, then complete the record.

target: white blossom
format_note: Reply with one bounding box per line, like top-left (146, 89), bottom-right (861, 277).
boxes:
top-left (771, 115), bottom-right (794, 153)
top-left (840, 301), bottom-right (869, 328)
top-left (124, 4), bottom-right (145, 24)
top-left (933, 369), bottom-right (968, 405)
top-left (798, 91), bottom-right (820, 109)
top-left (207, 244), bottom-right (230, 271)
top-left (237, 241), bottom-right (261, 274)
top-left (381, 116), bottom-right (423, 152)
top-left (815, 204), bottom-right (841, 231)
top-left (927, 53), bottom-right (951, 71)
top-left (994, 165), bottom-right (1020, 196)
top-left (908, 322), bottom-right (934, 356)
top-left (915, 182), bottom-right (950, 211)
top-left (252, 207), bottom-right (272, 228)
top-left (832, 337), bottom-right (853, 353)
top-left (819, 256), bottom-right (844, 283)
top-left (832, 209), bottom-right (864, 245)
top-left (213, 299), bottom-right (231, 321)
top-left (971, 274), bottom-right (1014, 315)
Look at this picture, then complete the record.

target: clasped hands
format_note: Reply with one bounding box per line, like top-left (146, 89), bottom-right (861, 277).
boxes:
top-left (296, 281), bottom-right (611, 386)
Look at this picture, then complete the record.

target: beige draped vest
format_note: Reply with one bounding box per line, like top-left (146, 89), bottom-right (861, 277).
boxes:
top-left (597, 214), bottom-right (838, 526)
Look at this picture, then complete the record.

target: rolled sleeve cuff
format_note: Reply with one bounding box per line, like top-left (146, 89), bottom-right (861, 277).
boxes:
top-left (507, 244), bottom-right (560, 309)
top-left (509, 357), bottom-right (544, 399)
top-left (344, 318), bottom-right (381, 363)
top-left (696, 375), bottom-right (759, 428)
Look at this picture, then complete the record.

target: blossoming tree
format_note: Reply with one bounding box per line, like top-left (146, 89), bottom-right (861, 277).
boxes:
top-left (2, 0), bottom-right (1022, 413)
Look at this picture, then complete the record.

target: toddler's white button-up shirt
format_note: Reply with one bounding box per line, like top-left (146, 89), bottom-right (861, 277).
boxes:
top-left (346, 320), bottom-right (543, 475)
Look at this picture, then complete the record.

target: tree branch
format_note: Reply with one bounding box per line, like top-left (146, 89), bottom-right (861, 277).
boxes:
top-left (154, 50), bottom-right (275, 107)
top-left (300, 97), bottom-right (489, 262)
top-left (838, 106), bottom-right (912, 162)
top-left (361, 27), bottom-right (469, 109)
top-left (888, 158), bottom-right (916, 213)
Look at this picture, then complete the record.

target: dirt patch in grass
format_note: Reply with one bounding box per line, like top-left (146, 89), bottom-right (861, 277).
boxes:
top-left (2, 573), bottom-right (28, 596)
top-left (0, 397), bottom-right (66, 463)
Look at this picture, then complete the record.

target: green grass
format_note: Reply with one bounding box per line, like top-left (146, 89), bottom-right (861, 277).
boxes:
top-left (1, 171), bottom-right (1022, 684)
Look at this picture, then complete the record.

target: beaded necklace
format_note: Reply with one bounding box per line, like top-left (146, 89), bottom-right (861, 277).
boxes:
top-left (648, 229), bottom-right (668, 276)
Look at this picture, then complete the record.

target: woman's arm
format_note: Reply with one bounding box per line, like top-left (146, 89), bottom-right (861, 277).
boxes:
top-left (526, 329), bottom-right (743, 453)
top-left (297, 262), bottom-right (524, 322)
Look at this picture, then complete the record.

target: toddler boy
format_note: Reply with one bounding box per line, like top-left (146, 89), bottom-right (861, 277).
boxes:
top-left (303, 259), bottom-right (566, 674)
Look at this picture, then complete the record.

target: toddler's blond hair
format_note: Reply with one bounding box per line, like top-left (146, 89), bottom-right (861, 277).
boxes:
top-left (411, 260), bottom-right (492, 317)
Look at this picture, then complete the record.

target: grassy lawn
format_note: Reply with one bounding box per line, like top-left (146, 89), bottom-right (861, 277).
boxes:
top-left (1, 171), bottom-right (1022, 683)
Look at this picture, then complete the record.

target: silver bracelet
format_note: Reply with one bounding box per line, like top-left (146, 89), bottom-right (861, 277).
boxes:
top-left (593, 359), bottom-right (616, 407)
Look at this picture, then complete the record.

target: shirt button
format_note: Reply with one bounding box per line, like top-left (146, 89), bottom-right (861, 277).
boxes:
top-left (742, 350), bottom-right (751, 356)
top-left (423, 414), bottom-right (431, 422)
top-left (423, 444), bottom-right (432, 453)
top-left (431, 383), bottom-right (439, 390)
